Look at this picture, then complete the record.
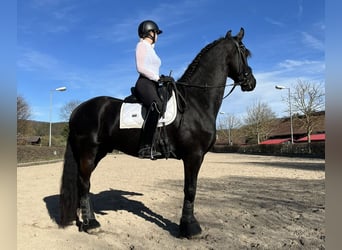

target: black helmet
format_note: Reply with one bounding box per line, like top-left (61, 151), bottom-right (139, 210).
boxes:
top-left (138, 20), bottom-right (162, 38)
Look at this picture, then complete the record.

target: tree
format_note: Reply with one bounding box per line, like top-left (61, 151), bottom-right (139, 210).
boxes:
top-left (218, 113), bottom-right (241, 145)
top-left (291, 80), bottom-right (325, 143)
top-left (60, 100), bottom-right (81, 139)
top-left (60, 100), bottom-right (81, 122)
top-left (244, 101), bottom-right (276, 144)
top-left (17, 95), bottom-right (31, 136)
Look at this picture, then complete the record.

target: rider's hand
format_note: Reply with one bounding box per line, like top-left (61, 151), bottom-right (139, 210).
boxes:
top-left (158, 75), bottom-right (175, 83)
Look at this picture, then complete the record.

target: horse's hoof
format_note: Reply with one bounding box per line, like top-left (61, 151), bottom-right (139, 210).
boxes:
top-left (179, 218), bottom-right (202, 239)
top-left (78, 219), bottom-right (101, 233)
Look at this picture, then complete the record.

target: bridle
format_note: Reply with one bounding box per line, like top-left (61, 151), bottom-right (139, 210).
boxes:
top-left (175, 38), bottom-right (251, 99)
top-left (225, 39), bottom-right (251, 97)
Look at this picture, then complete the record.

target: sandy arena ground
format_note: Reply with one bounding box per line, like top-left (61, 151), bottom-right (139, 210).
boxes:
top-left (17, 153), bottom-right (325, 249)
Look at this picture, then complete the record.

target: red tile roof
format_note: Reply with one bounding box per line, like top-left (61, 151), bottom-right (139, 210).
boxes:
top-left (260, 138), bottom-right (291, 145)
top-left (296, 133), bottom-right (325, 142)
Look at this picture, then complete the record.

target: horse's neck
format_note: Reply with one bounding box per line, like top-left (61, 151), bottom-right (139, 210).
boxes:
top-left (185, 65), bottom-right (227, 116)
top-left (179, 40), bottom-right (230, 118)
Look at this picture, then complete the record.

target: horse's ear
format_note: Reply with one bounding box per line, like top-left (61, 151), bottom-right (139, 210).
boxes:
top-left (225, 30), bottom-right (232, 39)
top-left (236, 27), bottom-right (245, 42)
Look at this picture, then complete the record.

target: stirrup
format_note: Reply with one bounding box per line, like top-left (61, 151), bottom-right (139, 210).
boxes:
top-left (138, 146), bottom-right (162, 160)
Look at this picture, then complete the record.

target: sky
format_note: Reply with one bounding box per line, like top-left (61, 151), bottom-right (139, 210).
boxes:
top-left (17, 0), bottom-right (325, 123)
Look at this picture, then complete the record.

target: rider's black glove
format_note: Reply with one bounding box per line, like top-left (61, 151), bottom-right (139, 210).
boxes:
top-left (158, 75), bottom-right (175, 84)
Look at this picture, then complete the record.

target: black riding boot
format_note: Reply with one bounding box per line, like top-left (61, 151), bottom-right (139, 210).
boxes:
top-left (138, 103), bottom-right (162, 159)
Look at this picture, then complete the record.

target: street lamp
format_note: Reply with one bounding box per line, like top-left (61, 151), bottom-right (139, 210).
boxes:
top-left (275, 85), bottom-right (294, 144)
top-left (219, 111), bottom-right (232, 145)
top-left (49, 86), bottom-right (67, 147)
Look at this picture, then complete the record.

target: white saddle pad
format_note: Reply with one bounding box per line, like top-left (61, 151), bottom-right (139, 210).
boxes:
top-left (120, 91), bottom-right (177, 129)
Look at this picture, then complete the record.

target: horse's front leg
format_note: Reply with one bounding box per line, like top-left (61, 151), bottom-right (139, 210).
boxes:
top-left (179, 153), bottom-right (204, 238)
top-left (77, 153), bottom-right (101, 232)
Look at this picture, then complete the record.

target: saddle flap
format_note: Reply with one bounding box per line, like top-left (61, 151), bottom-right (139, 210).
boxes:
top-left (120, 90), bottom-right (177, 129)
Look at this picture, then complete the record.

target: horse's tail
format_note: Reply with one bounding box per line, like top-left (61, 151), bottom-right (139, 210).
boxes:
top-left (59, 137), bottom-right (79, 227)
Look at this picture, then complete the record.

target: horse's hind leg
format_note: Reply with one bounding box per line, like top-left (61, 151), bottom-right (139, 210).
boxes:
top-left (77, 149), bottom-right (102, 232)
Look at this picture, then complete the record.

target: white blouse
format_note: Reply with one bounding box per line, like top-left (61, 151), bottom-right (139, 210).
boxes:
top-left (135, 39), bottom-right (161, 82)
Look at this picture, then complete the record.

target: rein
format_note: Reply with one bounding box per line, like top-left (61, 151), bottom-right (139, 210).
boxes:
top-left (175, 80), bottom-right (241, 99)
top-left (164, 80), bottom-right (241, 114)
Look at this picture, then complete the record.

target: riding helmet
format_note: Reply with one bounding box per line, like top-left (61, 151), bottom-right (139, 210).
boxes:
top-left (138, 20), bottom-right (163, 38)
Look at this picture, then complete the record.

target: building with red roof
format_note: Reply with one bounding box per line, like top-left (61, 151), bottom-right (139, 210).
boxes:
top-left (296, 133), bottom-right (325, 143)
top-left (259, 138), bottom-right (291, 145)
top-left (216, 111), bottom-right (325, 145)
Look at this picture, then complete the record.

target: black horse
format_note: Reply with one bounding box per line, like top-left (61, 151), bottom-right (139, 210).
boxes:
top-left (60, 28), bottom-right (256, 238)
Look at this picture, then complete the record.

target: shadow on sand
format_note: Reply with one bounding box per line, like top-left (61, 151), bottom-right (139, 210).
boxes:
top-left (43, 189), bottom-right (179, 237)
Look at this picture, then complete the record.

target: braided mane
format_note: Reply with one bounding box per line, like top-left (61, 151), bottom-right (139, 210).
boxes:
top-left (178, 37), bottom-right (225, 82)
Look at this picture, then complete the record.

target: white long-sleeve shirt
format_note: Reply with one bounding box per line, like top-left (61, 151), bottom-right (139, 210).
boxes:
top-left (135, 39), bottom-right (161, 82)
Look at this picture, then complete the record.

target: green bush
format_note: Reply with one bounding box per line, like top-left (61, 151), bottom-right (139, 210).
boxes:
top-left (237, 142), bottom-right (324, 158)
top-left (211, 142), bottom-right (324, 159)
top-left (211, 144), bottom-right (240, 153)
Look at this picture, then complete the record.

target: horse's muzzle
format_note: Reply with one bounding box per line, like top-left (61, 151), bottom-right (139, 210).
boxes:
top-left (241, 73), bottom-right (256, 92)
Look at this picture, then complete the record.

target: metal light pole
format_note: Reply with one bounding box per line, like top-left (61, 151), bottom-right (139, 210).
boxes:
top-left (228, 116), bottom-right (232, 145)
top-left (49, 86), bottom-right (67, 147)
top-left (275, 85), bottom-right (294, 144)
top-left (219, 111), bottom-right (232, 145)
top-left (217, 111), bottom-right (225, 141)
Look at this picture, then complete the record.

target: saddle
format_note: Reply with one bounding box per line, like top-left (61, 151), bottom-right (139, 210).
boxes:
top-left (124, 81), bottom-right (174, 118)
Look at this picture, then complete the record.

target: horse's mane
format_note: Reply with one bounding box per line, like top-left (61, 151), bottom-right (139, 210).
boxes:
top-left (178, 37), bottom-right (225, 82)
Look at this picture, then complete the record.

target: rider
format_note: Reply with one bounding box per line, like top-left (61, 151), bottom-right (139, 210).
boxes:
top-left (134, 20), bottom-right (167, 159)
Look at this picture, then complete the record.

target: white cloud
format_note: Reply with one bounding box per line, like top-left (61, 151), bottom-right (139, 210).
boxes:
top-left (32, 0), bottom-right (65, 8)
top-left (24, 0), bottom-right (80, 34)
top-left (17, 48), bottom-right (59, 71)
top-left (297, 0), bottom-right (303, 20)
top-left (275, 59), bottom-right (325, 80)
top-left (301, 32), bottom-right (324, 51)
top-left (264, 17), bottom-right (285, 27)
top-left (87, 0), bottom-right (208, 45)
top-left (278, 59), bottom-right (322, 69)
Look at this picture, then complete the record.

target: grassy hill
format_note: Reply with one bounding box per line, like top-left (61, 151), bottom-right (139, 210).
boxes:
top-left (18, 120), bottom-right (68, 147)
top-left (17, 120), bottom-right (68, 164)
top-left (17, 145), bottom-right (65, 165)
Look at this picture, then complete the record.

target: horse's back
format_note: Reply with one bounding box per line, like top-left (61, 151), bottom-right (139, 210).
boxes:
top-left (69, 96), bottom-right (122, 134)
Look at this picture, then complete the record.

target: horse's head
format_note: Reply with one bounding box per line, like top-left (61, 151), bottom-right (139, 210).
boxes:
top-left (225, 28), bottom-right (256, 92)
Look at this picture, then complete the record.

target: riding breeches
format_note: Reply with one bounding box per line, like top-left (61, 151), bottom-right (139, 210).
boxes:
top-left (135, 75), bottom-right (162, 111)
